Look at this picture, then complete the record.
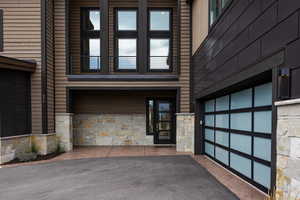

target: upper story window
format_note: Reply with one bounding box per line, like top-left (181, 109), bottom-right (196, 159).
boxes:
top-left (81, 8), bottom-right (101, 72)
top-left (210, 0), bottom-right (232, 26)
top-left (0, 10), bottom-right (3, 52)
top-left (149, 9), bottom-right (172, 71)
top-left (115, 9), bottom-right (138, 71)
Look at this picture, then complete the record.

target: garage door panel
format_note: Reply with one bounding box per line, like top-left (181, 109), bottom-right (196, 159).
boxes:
top-left (202, 82), bottom-right (273, 192)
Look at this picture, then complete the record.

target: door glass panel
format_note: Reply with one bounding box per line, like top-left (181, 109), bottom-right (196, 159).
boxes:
top-left (205, 142), bottom-right (215, 157)
top-left (159, 112), bottom-right (171, 121)
top-left (231, 88), bottom-right (252, 109)
top-left (230, 112), bottom-right (252, 131)
top-left (254, 83), bottom-right (272, 107)
top-left (147, 100), bottom-right (154, 133)
top-left (231, 133), bottom-right (252, 155)
top-left (159, 122), bottom-right (171, 130)
top-left (205, 99), bottom-right (215, 112)
top-left (254, 111), bottom-right (272, 133)
top-left (205, 128), bottom-right (214, 142)
top-left (215, 114), bottom-right (229, 128)
top-left (215, 131), bottom-right (229, 147)
top-left (215, 147), bottom-right (229, 165)
top-left (159, 131), bottom-right (171, 140)
top-left (205, 115), bottom-right (214, 127)
top-left (158, 102), bottom-right (170, 112)
top-left (230, 153), bottom-right (252, 178)
top-left (216, 95), bottom-right (229, 111)
top-left (254, 137), bottom-right (271, 161)
top-left (254, 162), bottom-right (271, 189)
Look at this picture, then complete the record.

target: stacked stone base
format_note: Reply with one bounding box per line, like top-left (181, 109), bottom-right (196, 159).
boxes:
top-left (73, 114), bottom-right (154, 146)
top-left (176, 113), bottom-right (195, 153)
top-left (0, 134), bottom-right (58, 164)
top-left (276, 99), bottom-right (300, 200)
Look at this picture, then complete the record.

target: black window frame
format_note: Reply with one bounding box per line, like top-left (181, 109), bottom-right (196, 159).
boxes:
top-left (148, 8), bottom-right (173, 72)
top-left (209, 0), bottom-right (233, 29)
top-left (0, 9), bottom-right (3, 52)
top-left (114, 8), bottom-right (138, 72)
top-left (80, 8), bottom-right (102, 73)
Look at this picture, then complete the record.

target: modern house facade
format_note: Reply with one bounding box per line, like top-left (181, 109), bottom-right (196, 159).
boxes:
top-left (0, 0), bottom-right (299, 198)
top-left (0, 0), bottom-right (193, 160)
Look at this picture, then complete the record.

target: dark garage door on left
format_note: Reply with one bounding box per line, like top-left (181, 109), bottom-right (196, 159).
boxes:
top-left (0, 69), bottom-right (31, 137)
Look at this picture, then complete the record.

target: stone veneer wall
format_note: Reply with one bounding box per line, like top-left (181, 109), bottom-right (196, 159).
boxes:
top-left (0, 135), bottom-right (31, 164)
top-left (73, 114), bottom-right (153, 146)
top-left (276, 99), bottom-right (300, 200)
top-left (176, 113), bottom-right (195, 153)
top-left (31, 134), bottom-right (58, 155)
top-left (56, 113), bottom-right (73, 151)
top-left (0, 134), bottom-right (58, 164)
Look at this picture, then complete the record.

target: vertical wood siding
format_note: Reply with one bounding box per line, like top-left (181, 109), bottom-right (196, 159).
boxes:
top-left (0, 0), bottom-right (42, 134)
top-left (54, 0), bottom-right (191, 113)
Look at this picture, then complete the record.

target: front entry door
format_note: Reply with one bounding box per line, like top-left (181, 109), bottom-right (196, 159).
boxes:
top-left (154, 100), bottom-right (175, 144)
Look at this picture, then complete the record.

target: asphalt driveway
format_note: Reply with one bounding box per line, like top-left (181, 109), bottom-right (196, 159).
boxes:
top-left (0, 156), bottom-right (238, 200)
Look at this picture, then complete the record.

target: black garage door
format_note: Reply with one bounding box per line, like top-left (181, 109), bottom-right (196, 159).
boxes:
top-left (0, 69), bottom-right (31, 137)
top-left (202, 82), bottom-right (273, 192)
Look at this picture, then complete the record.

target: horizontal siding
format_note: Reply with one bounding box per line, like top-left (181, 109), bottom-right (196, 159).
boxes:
top-left (55, 0), bottom-right (190, 114)
top-left (0, 0), bottom-right (42, 134)
top-left (46, 0), bottom-right (55, 133)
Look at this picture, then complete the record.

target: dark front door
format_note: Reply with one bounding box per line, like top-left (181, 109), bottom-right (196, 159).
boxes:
top-left (154, 100), bottom-right (175, 144)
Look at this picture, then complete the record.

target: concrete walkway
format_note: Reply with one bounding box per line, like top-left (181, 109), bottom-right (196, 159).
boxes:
top-left (0, 155), bottom-right (239, 200)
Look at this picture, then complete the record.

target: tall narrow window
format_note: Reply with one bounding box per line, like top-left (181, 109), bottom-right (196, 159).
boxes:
top-left (209, 0), bottom-right (232, 26)
top-left (149, 9), bottom-right (172, 71)
top-left (0, 10), bottom-right (3, 52)
top-left (81, 9), bottom-right (101, 72)
top-left (115, 9), bottom-right (138, 71)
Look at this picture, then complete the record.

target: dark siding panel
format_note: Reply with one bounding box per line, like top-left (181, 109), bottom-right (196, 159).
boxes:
top-left (193, 0), bottom-right (300, 100)
top-left (278, 0), bottom-right (300, 21)
top-left (286, 38), bottom-right (300, 69)
top-left (291, 67), bottom-right (300, 98)
top-left (261, 13), bottom-right (298, 57)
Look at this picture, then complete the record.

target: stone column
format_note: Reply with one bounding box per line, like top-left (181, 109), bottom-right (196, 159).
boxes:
top-left (176, 113), bottom-right (195, 153)
top-left (275, 99), bottom-right (300, 200)
top-left (56, 113), bottom-right (74, 152)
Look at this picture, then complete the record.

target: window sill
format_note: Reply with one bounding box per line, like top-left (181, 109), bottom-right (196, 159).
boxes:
top-left (67, 74), bottom-right (179, 81)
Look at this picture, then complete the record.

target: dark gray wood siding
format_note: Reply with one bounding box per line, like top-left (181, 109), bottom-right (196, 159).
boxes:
top-left (192, 0), bottom-right (300, 100)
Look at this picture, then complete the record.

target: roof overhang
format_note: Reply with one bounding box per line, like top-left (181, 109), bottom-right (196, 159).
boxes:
top-left (0, 55), bottom-right (36, 72)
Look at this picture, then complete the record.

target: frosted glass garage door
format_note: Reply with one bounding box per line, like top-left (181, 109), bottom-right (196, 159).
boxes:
top-left (203, 82), bottom-right (272, 192)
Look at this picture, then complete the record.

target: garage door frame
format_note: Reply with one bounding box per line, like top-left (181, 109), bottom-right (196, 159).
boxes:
top-left (194, 70), bottom-right (277, 194)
